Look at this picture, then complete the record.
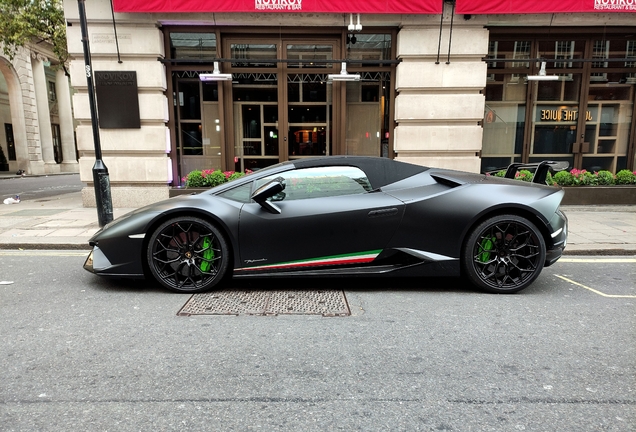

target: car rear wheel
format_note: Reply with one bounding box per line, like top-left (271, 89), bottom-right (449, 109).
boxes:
top-left (147, 217), bottom-right (229, 293)
top-left (463, 215), bottom-right (546, 294)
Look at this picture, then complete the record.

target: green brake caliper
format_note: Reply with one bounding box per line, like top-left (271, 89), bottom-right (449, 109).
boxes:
top-left (479, 237), bottom-right (495, 263)
top-left (200, 236), bottom-right (214, 272)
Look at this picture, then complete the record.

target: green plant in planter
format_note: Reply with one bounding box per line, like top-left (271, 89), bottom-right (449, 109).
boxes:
top-left (184, 170), bottom-right (206, 187)
top-left (615, 169), bottom-right (636, 185)
top-left (183, 168), bottom-right (250, 188)
top-left (596, 170), bottom-right (615, 186)
top-left (545, 172), bottom-right (555, 186)
top-left (577, 170), bottom-right (598, 186)
top-left (496, 166), bottom-right (634, 187)
top-left (515, 169), bottom-right (533, 182)
top-left (553, 170), bottom-right (574, 186)
top-left (227, 171), bottom-right (244, 182)
top-left (568, 169), bottom-right (596, 186)
top-left (204, 170), bottom-right (227, 187)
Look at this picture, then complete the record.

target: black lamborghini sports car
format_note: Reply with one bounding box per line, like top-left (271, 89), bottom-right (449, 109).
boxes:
top-left (84, 157), bottom-right (568, 294)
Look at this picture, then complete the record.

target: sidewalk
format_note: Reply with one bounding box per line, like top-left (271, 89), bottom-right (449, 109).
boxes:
top-left (0, 190), bottom-right (635, 254)
top-left (0, 191), bottom-right (134, 250)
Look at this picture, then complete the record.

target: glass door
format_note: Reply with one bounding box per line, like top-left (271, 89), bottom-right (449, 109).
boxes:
top-left (286, 73), bottom-right (331, 159)
top-left (231, 72), bottom-right (279, 172)
top-left (174, 76), bottom-right (224, 176)
top-left (528, 74), bottom-right (583, 168)
top-left (226, 36), bottom-right (397, 168)
top-left (344, 73), bottom-right (391, 157)
top-left (227, 38), bottom-right (338, 171)
top-left (528, 39), bottom-right (586, 168)
top-left (284, 42), bottom-right (335, 161)
top-left (228, 40), bottom-right (280, 172)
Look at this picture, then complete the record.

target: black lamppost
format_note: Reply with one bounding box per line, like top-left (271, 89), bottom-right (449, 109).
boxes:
top-left (77, 0), bottom-right (113, 227)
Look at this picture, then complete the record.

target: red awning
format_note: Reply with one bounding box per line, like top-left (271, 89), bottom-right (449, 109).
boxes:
top-left (112, 0), bottom-right (443, 14)
top-left (456, 0), bottom-right (636, 14)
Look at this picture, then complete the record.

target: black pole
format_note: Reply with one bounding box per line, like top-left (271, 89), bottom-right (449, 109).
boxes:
top-left (109, 0), bottom-right (123, 64)
top-left (77, 0), bottom-right (113, 227)
top-left (446, 1), bottom-right (455, 65)
top-left (435, 8), bottom-right (443, 64)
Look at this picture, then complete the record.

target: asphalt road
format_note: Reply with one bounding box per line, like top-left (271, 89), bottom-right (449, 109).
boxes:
top-left (0, 174), bottom-right (84, 201)
top-left (0, 253), bottom-right (634, 431)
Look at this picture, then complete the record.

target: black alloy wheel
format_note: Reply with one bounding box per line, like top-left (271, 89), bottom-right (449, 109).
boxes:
top-left (147, 217), bottom-right (229, 293)
top-left (463, 214), bottom-right (546, 294)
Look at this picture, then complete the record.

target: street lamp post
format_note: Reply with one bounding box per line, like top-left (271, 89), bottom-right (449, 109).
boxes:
top-left (77, 0), bottom-right (113, 227)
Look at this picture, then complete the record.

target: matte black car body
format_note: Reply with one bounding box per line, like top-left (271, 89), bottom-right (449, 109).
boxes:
top-left (84, 156), bottom-right (567, 293)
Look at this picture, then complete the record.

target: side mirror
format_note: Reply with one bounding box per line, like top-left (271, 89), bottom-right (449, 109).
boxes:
top-left (251, 177), bottom-right (285, 214)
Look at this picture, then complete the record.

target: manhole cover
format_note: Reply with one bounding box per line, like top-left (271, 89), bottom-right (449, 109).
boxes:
top-left (178, 289), bottom-right (350, 317)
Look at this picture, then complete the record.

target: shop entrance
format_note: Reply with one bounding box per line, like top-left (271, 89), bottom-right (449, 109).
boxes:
top-left (482, 32), bottom-right (636, 174)
top-left (226, 39), bottom-right (336, 172)
top-left (231, 71), bottom-right (332, 172)
top-left (168, 30), bottom-right (396, 183)
top-left (529, 73), bottom-right (634, 173)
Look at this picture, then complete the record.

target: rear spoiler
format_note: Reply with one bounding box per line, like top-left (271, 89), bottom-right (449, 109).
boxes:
top-left (487, 161), bottom-right (569, 184)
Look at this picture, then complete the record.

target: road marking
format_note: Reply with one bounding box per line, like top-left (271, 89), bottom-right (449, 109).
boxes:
top-left (555, 275), bottom-right (636, 298)
top-left (0, 251), bottom-right (88, 257)
top-left (559, 258), bottom-right (636, 263)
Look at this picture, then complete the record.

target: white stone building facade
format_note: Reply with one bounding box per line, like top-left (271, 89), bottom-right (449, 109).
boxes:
top-left (0, 44), bottom-right (78, 176)
top-left (62, 1), bottom-right (636, 207)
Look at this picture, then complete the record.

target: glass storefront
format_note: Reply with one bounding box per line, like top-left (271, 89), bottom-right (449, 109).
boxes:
top-left (482, 31), bottom-right (636, 173)
top-left (166, 29), bottom-right (395, 184)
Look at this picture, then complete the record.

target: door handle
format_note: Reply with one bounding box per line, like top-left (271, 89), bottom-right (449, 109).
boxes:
top-left (368, 208), bottom-right (398, 218)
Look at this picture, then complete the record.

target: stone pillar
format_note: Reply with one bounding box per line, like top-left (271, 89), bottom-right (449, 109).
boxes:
top-left (55, 69), bottom-right (79, 172)
top-left (66, 14), bottom-right (171, 208)
top-left (31, 54), bottom-right (57, 172)
top-left (394, 5), bottom-right (488, 173)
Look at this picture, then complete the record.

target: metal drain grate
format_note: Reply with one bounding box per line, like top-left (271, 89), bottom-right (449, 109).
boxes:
top-left (178, 289), bottom-right (350, 317)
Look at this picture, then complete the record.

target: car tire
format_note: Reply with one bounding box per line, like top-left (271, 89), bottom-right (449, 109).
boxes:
top-left (147, 216), bottom-right (229, 293)
top-left (462, 214), bottom-right (546, 294)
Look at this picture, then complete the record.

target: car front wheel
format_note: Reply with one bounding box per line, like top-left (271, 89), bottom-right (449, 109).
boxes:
top-left (147, 217), bottom-right (229, 293)
top-left (463, 214), bottom-right (546, 294)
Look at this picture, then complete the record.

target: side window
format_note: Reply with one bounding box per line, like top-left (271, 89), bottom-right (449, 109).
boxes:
top-left (256, 166), bottom-right (372, 202)
top-left (218, 182), bottom-right (252, 203)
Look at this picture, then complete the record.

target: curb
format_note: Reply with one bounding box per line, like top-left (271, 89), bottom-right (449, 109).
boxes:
top-left (0, 172), bottom-right (80, 181)
top-left (0, 243), bottom-right (91, 250)
top-left (562, 249), bottom-right (636, 256)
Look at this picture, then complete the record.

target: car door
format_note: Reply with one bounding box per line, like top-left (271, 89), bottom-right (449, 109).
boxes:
top-left (237, 166), bottom-right (405, 271)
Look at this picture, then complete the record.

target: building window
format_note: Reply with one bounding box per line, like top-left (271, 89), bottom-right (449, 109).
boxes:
top-left (626, 40), bottom-right (636, 83)
top-left (48, 81), bottom-right (57, 102)
top-left (170, 32), bottom-right (217, 60)
top-left (346, 34), bottom-right (392, 65)
top-left (230, 43), bottom-right (277, 68)
top-left (483, 32), bottom-right (636, 174)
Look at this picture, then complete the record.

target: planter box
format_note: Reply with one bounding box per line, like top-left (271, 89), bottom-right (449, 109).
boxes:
top-left (169, 187), bottom-right (207, 198)
top-left (170, 186), bottom-right (636, 205)
top-left (562, 186), bottom-right (636, 205)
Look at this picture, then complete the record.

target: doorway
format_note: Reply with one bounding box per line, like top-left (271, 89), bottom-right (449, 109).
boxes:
top-left (166, 29), bottom-right (396, 183)
top-left (4, 123), bottom-right (16, 161)
top-left (226, 38), bottom-right (337, 172)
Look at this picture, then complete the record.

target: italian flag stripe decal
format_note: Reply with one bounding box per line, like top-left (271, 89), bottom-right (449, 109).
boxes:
top-left (239, 250), bottom-right (382, 272)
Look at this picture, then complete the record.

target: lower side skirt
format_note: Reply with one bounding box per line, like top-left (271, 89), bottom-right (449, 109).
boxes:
top-left (233, 260), bottom-right (460, 279)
